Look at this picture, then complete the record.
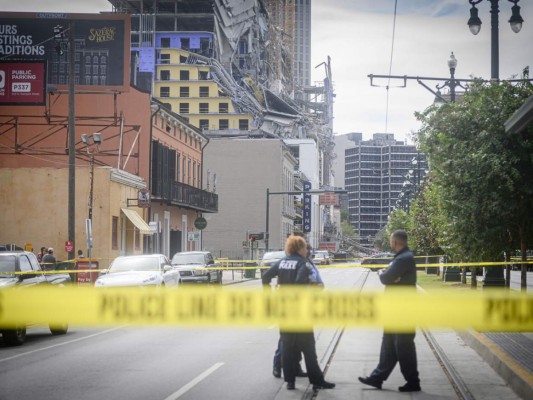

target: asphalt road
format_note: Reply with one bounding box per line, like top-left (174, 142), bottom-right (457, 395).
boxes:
top-left (0, 266), bottom-right (366, 400)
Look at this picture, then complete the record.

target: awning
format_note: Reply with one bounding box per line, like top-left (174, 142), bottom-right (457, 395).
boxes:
top-left (121, 208), bottom-right (153, 235)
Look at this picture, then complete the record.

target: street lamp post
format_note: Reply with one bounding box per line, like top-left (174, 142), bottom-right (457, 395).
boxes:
top-left (467, 0), bottom-right (524, 287)
top-left (434, 53), bottom-right (467, 104)
top-left (467, 0), bottom-right (524, 80)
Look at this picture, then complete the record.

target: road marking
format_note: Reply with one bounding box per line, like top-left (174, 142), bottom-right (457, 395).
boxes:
top-left (164, 362), bottom-right (224, 400)
top-left (0, 327), bottom-right (124, 363)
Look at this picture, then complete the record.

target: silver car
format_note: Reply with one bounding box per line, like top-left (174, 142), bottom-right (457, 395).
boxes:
top-left (94, 254), bottom-right (181, 287)
top-left (260, 250), bottom-right (286, 276)
top-left (171, 251), bottom-right (222, 284)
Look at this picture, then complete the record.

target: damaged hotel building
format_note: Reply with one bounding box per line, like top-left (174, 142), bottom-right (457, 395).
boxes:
top-left (109, 0), bottom-right (339, 257)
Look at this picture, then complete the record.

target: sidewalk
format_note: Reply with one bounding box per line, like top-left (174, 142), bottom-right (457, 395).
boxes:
top-left (457, 330), bottom-right (533, 400)
top-left (220, 267), bottom-right (532, 399)
top-left (312, 272), bottom-right (531, 400)
top-left (315, 328), bottom-right (524, 400)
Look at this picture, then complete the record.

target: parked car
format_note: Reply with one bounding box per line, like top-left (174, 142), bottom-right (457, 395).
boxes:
top-left (312, 250), bottom-right (331, 265)
top-left (0, 251), bottom-right (71, 346)
top-left (94, 254), bottom-right (180, 288)
top-left (171, 251), bottom-right (221, 284)
top-left (0, 244), bottom-right (24, 252)
top-left (260, 250), bottom-right (286, 276)
top-left (361, 252), bottom-right (394, 269)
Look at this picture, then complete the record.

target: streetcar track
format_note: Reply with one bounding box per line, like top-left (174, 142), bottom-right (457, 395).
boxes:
top-left (423, 329), bottom-right (476, 400)
top-left (302, 266), bottom-right (371, 400)
top-left (416, 285), bottom-right (476, 400)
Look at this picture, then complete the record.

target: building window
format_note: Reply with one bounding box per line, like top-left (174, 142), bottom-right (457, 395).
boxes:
top-left (160, 54), bottom-right (170, 64)
top-left (197, 164), bottom-right (201, 187)
top-left (200, 37), bottom-right (211, 56)
top-left (179, 103), bottom-right (189, 114)
top-left (239, 119), bottom-right (249, 130)
top-left (180, 55), bottom-right (188, 63)
top-left (180, 70), bottom-right (189, 81)
top-left (238, 39), bottom-right (248, 54)
top-left (112, 216), bottom-right (118, 250)
top-left (160, 70), bottom-right (170, 80)
top-left (182, 157), bottom-right (186, 182)
top-left (193, 161), bottom-right (196, 187)
top-left (219, 119), bottom-right (229, 130)
top-left (176, 154), bottom-right (180, 182)
top-left (161, 37), bottom-right (171, 48)
top-left (199, 103), bottom-right (209, 114)
top-left (199, 70), bottom-right (209, 80)
top-left (199, 119), bottom-right (209, 130)
top-left (219, 103), bottom-right (229, 113)
top-left (187, 159), bottom-right (191, 185)
top-left (160, 86), bottom-right (170, 97)
top-left (180, 37), bottom-right (190, 50)
top-left (180, 86), bottom-right (189, 97)
top-left (199, 86), bottom-right (209, 97)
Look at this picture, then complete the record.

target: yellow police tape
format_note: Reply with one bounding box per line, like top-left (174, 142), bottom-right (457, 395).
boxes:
top-left (1, 286), bottom-right (531, 332)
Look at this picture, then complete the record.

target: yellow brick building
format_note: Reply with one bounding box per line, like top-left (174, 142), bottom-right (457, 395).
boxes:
top-left (153, 49), bottom-right (253, 131)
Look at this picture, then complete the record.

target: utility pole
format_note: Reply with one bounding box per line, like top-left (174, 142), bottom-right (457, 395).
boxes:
top-left (68, 21), bottom-right (76, 262)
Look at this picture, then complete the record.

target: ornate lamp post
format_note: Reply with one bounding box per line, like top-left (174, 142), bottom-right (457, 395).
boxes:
top-left (434, 53), bottom-right (468, 104)
top-left (467, 0), bottom-right (524, 80)
top-left (467, 0), bottom-right (524, 287)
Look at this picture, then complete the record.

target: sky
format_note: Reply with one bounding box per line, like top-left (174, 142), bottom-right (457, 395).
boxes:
top-left (311, 0), bottom-right (533, 141)
top-left (1, 0), bottom-right (532, 143)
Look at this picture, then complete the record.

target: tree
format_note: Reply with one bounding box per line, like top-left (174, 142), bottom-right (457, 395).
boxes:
top-left (416, 79), bottom-right (533, 289)
top-left (409, 179), bottom-right (444, 256)
top-left (378, 208), bottom-right (412, 251)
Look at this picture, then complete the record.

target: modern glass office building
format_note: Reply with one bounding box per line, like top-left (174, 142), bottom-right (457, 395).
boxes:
top-left (345, 134), bottom-right (428, 247)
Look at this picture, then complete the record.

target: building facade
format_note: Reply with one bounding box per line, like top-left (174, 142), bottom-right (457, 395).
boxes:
top-left (332, 132), bottom-right (363, 189)
top-left (293, 0), bottom-right (312, 90)
top-left (149, 101), bottom-right (218, 258)
top-left (345, 133), bottom-right (428, 247)
top-left (202, 138), bottom-right (297, 259)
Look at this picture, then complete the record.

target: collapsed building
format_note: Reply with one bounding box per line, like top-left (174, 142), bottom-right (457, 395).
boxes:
top-left (107, 0), bottom-right (339, 253)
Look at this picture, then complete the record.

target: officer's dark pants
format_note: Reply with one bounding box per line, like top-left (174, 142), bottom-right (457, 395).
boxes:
top-left (273, 335), bottom-right (303, 370)
top-left (370, 332), bottom-right (419, 384)
top-left (281, 331), bottom-right (324, 384)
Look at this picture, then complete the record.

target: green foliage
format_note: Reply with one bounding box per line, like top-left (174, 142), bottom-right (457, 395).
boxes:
top-left (341, 220), bottom-right (356, 238)
top-left (408, 180), bottom-right (444, 255)
top-left (379, 208), bottom-right (413, 251)
top-left (415, 80), bottom-right (533, 261)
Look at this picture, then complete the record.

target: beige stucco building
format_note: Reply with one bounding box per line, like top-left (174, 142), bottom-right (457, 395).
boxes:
top-left (0, 167), bottom-right (149, 267)
top-left (202, 138), bottom-right (297, 259)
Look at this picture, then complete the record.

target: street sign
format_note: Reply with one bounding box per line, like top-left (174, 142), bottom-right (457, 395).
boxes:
top-left (85, 218), bottom-right (93, 249)
top-left (303, 181), bottom-right (312, 233)
top-left (137, 189), bottom-right (150, 208)
top-left (188, 231), bottom-right (201, 241)
top-left (248, 233), bottom-right (264, 241)
top-left (65, 241), bottom-right (74, 253)
top-left (194, 217), bottom-right (207, 230)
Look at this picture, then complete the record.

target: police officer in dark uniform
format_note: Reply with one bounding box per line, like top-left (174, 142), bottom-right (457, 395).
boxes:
top-left (358, 229), bottom-right (421, 392)
top-left (262, 235), bottom-right (335, 391)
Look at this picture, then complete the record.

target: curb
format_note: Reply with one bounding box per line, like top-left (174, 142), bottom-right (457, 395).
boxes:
top-left (457, 330), bottom-right (533, 400)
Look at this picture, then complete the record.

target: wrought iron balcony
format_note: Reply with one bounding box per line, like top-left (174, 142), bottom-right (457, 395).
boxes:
top-left (153, 180), bottom-right (218, 213)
